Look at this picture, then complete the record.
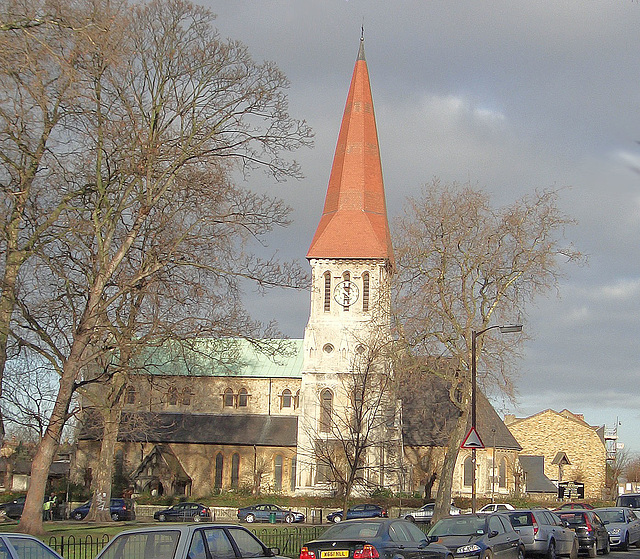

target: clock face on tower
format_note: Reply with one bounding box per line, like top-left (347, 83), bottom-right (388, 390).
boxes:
top-left (334, 280), bottom-right (359, 307)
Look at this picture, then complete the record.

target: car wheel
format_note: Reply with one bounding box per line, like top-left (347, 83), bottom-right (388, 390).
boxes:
top-left (111, 513), bottom-right (120, 521)
top-left (481, 550), bottom-right (492, 559)
top-left (245, 513), bottom-right (255, 523)
top-left (569, 539), bottom-right (578, 559)
top-left (517, 545), bottom-right (525, 559)
top-left (621, 534), bottom-right (629, 552)
top-left (285, 514), bottom-right (294, 524)
top-left (546, 540), bottom-right (556, 559)
top-left (193, 514), bottom-right (201, 522)
top-left (405, 515), bottom-right (415, 523)
top-left (601, 537), bottom-right (610, 555)
top-left (588, 542), bottom-right (597, 558)
top-left (158, 514), bottom-right (166, 522)
top-left (333, 515), bottom-right (342, 523)
top-left (73, 512), bottom-right (83, 521)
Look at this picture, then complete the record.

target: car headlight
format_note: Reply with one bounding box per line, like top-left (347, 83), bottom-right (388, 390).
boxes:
top-left (456, 544), bottom-right (482, 554)
top-left (609, 528), bottom-right (621, 535)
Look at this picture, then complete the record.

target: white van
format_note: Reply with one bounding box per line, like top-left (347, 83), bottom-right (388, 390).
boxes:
top-left (617, 493), bottom-right (640, 509)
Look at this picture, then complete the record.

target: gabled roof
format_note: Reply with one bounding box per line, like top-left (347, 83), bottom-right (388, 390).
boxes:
top-left (552, 451), bottom-right (571, 465)
top-left (80, 411), bottom-right (298, 448)
top-left (519, 455), bottom-right (557, 493)
top-left (307, 38), bottom-right (394, 265)
top-left (401, 373), bottom-right (521, 450)
top-left (133, 338), bottom-right (303, 379)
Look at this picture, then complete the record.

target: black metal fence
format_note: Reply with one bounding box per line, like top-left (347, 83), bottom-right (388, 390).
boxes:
top-left (47, 535), bottom-right (111, 559)
top-left (45, 526), bottom-right (327, 559)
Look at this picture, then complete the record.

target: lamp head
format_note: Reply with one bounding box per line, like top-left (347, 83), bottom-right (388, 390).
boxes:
top-left (499, 324), bottom-right (523, 334)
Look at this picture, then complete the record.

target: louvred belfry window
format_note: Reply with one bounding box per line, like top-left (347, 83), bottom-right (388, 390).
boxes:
top-left (324, 272), bottom-right (331, 311)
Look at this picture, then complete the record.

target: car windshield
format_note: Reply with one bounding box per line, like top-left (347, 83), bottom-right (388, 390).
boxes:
top-left (509, 512), bottom-right (533, 527)
top-left (429, 517), bottom-right (486, 536)
top-left (597, 510), bottom-right (625, 523)
top-left (320, 522), bottom-right (383, 539)
top-left (100, 531), bottom-right (180, 559)
top-left (557, 513), bottom-right (586, 525)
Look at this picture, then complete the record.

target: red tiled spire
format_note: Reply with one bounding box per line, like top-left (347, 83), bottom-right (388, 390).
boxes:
top-left (307, 38), bottom-right (394, 266)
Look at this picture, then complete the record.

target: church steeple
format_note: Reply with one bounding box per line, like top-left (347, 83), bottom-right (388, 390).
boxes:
top-left (307, 37), bottom-right (394, 266)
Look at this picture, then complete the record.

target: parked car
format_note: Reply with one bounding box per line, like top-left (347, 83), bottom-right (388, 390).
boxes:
top-left (428, 513), bottom-right (525, 559)
top-left (326, 504), bottom-right (388, 523)
top-left (0, 533), bottom-right (65, 559)
top-left (70, 497), bottom-right (135, 521)
top-left (554, 503), bottom-right (594, 511)
top-left (154, 502), bottom-right (211, 522)
top-left (478, 503), bottom-right (515, 513)
top-left (617, 494), bottom-right (640, 510)
top-left (594, 507), bottom-right (640, 550)
top-left (94, 524), bottom-right (287, 559)
top-left (236, 503), bottom-right (304, 523)
top-left (508, 509), bottom-right (578, 559)
top-left (0, 496), bottom-right (25, 520)
top-left (555, 510), bottom-right (609, 557)
top-left (404, 503), bottom-right (461, 523)
top-left (300, 518), bottom-right (453, 559)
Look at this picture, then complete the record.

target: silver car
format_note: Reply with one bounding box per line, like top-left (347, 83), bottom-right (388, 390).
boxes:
top-left (404, 503), bottom-right (461, 523)
top-left (95, 524), bottom-right (288, 559)
top-left (0, 534), bottom-right (64, 559)
top-left (508, 509), bottom-right (578, 559)
top-left (595, 507), bottom-right (640, 550)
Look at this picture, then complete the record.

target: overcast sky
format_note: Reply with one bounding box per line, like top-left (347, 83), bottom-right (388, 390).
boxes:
top-left (202, 1), bottom-right (640, 456)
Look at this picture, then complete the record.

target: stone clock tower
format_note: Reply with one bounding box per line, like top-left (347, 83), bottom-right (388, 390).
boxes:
top-left (296, 37), bottom-right (398, 493)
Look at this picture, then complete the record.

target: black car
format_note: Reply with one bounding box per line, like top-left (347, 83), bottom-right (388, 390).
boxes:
top-left (237, 503), bottom-right (305, 523)
top-left (70, 498), bottom-right (135, 521)
top-left (300, 518), bottom-right (453, 559)
top-left (428, 513), bottom-right (525, 559)
top-left (326, 504), bottom-right (388, 523)
top-left (0, 496), bottom-right (25, 519)
top-left (555, 510), bottom-right (609, 557)
top-left (154, 502), bottom-right (211, 522)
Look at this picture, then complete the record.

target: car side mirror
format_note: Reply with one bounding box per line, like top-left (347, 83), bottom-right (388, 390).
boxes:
top-left (488, 530), bottom-right (499, 538)
top-left (427, 536), bottom-right (439, 544)
top-left (269, 548), bottom-right (281, 556)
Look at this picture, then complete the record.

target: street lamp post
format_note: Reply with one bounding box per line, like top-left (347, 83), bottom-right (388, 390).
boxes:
top-left (471, 324), bottom-right (522, 514)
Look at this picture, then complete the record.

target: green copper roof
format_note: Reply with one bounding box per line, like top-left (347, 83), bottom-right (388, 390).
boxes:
top-left (135, 338), bottom-right (304, 378)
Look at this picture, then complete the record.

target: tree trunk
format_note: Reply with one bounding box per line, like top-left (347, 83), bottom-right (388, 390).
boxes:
top-left (433, 407), bottom-right (469, 523)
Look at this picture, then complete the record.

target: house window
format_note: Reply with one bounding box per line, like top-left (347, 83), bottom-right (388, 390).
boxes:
top-left (463, 455), bottom-right (473, 487)
top-left (323, 272), bottom-right (331, 312)
top-left (274, 455), bottom-right (283, 491)
top-left (231, 453), bottom-right (240, 488)
top-left (167, 386), bottom-right (178, 406)
top-left (214, 453), bottom-right (223, 489)
top-left (238, 388), bottom-right (248, 407)
top-left (182, 387), bottom-right (192, 406)
top-left (294, 390), bottom-right (300, 409)
top-left (290, 456), bottom-right (297, 492)
top-left (223, 388), bottom-right (234, 407)
top-left (319, 389), bottom-right (333, 433)
top-left (125, 386), bottom-right (136, 405)
top-left (499, 458), bottom-right (507, 488)
top-left (281, 389), bottom-right (292, 408)
top-left (362, 272), bottom-right (370, 312)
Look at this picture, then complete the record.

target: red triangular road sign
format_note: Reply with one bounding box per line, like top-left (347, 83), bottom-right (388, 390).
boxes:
top-left (461, 427), bottom-right (485, 449)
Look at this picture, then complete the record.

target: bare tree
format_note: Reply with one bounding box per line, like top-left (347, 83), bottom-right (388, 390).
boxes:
top-left (606, 448), bottom-right (631, 501)
top-left (393, 179), bottom-right (582, 522)
top-left (624, 455), bottom-right (640, 490)
top-left (13, 0), bottom-right (311, 534)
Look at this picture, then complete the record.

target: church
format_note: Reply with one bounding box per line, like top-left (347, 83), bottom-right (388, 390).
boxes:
top-left (74, 38), bottom-right (524, 500)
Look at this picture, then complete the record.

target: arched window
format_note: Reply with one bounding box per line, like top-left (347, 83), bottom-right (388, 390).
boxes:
top-left (323, 272), bottom-right (331, 312)
top-left (274, 455), bottom-right (283, 491)
top-left (294, 390), bottom-right (300, 409)
top-left (499, 458), bottom-right (507, 488)
top-left (223, 388), bottom-right (234, 407)
top-left (167, 386), bottom-right (178, 406)
top-left (181, 387), bottom-right (192, 406)
top-left (231, 453), bottom-right (240, 488)
top-left (281, 389), bottom-right (292, 408)
top-left (290, 456), bottom-right (297, 492)
top-left (320, 389), bottom-right (333, 433)
top-left (238, 388), bottom-right (248, 407)
top-left (214, 453), bottom-right (223, 489)
top-left (125, 385), bottom-right (136, 405)
top-left (463, 455), bottom-right (473, 487)
top-left (362, 272), bottom-right (370, 312)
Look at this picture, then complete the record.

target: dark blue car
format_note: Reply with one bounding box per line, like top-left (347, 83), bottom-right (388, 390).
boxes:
top-left (237, 503), bottom-right (305, 523)
top-left (327, 503), bottom-right (388, 523)
top-left (70, 498), bottom-right (135, 521)
top-left (153, 502), bottom-right (211, 522)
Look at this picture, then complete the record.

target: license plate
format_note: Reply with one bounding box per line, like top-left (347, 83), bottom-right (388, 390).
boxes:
top-left (321, 551), bottom-right (349, 558)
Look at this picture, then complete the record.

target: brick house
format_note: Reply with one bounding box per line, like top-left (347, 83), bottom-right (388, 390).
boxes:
top-left (505, 409), bottom-right (606, 499)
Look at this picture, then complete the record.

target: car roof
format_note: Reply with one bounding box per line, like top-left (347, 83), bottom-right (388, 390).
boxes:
top-left (107, 523), bottom-right (241, 535)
